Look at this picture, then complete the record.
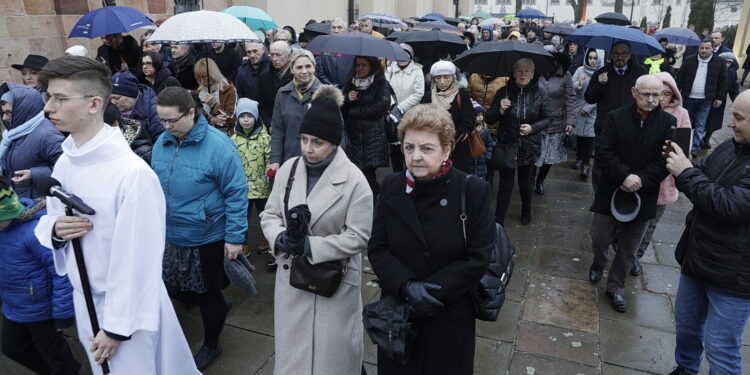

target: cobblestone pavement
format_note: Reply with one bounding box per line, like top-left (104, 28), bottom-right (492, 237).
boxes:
top-left (2, 127), bottom-right (746, 375)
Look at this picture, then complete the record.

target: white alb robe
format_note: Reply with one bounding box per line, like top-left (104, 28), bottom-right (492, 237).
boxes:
top-left (35, 125), bottom-right (199, 375)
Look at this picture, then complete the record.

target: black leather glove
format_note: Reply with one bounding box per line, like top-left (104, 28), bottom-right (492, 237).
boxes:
top-left (275, 231), bottom-right (305, 256)
top-left (286, 204), bottom-right (311, 239)
top-left (400, 281), bottom-right (444, 317)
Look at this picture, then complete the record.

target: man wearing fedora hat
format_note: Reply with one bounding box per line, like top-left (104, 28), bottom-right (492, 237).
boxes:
top-left (12, 54), bottom-right (49, 95)
top-left (587, 74), bottom-right (674, 313)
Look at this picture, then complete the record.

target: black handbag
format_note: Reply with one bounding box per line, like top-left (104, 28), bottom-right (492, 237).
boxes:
top-left (489, 142), bottom-right (518, 170)
top-left (562, 131), bottom-right (572, 148)
top-left (283, 157), bottom-right (344, 298)
top-left (362, 295), bottom-right (417, 365)
top-left (385, 87), bottom-right (403, 144)
top-left (460, 175), bottom-right (516, 321)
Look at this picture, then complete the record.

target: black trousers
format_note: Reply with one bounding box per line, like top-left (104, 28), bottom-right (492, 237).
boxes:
top-left (576, 136), bottom-right (594, 166)
top-left (169, 289), bottom-right (227, 349)
top-left (1, 317), bottom-right (80, 375)
top-left (389, 145), bottom-right (405, 173)
top-left (495, 165), bottom-right (534, 225)
top-left (362, 167), bottom-right (380, 199)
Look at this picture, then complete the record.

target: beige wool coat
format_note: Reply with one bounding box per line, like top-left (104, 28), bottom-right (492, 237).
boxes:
top-left (260, 147), bottom-right (373, 375)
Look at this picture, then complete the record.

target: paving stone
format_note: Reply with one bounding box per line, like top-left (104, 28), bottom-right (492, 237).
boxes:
top-left (597, 290), bottom-right (675, 333)
top-left (638, 243), bottom-right (658, 265)
top-left (652, 241), bottom-right (680, 268)
top-left (474, 338), bottom-right (512, 375)
top-left (532, 246), bottom-right (593, 282)
top-left (199, 325), bottom-right (274, 375)
top-left (601, 363), bottom-right (652, 375)
top-left (508, 351), bottom-right (600, 375)
top-left (642, 264), bottom-right (681, 296)
top-left (515, 321), bottom-right (600, 367)
top-left (511, 243), bottom-right (535, 272)
top-left (522, 274), bottom-right (599, 334)
top-left (600, 318), bottom-right (676, 374)
top-left (651, 222), bottom-right (685, 244)
top-left (476, 300), bottom-right (521, 343)
top-left (536, 224), bottom-right (592, 253)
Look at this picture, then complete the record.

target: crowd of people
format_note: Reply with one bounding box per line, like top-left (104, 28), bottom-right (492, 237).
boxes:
top-left (0, 10), bottom-right (749, 375)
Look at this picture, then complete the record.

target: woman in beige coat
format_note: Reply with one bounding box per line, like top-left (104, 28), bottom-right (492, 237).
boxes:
top-left (260, 86), bottom-right (373, 375)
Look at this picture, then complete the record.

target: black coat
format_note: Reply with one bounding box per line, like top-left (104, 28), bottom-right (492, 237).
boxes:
top-left (235, 55), bottom-right (270, 100)
top-left (593, 104), bottom-right (674, 220)
top-left (584, 61), bottom-right (646, 136)
top-left (568, 50), bottom-right (585, 76)
top-left (422, 88), bottom-right (476, 172)
top-left (95, 35), bottom-right (140, 75)
top-left (137, 68), bottom-right (181, 95)
top-left (675, 140), bottom-right (750, 298)
top-left (341, 71), bottom-right (391, 169)
top-left (257, 66), bottom-right (293, 128)
top-left (169, 53), bottom-right (199, 91)
top-left (368, 168), bottom-right (494, 375)
top-left (675, 54), bottom-right (727, 102)
top-left (206, 47), bottom-right (243, 82)
top-left (486, 78), bottom-right (551, 167)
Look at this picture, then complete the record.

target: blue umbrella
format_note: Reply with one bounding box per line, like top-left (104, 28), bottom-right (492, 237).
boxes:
top-left (359, 12), bottom-right (405, 28)
top-left (517, 8), bottom-right (545, 19)
top-left (566, 24), bottom-right (664, 56)
top-left (653, 27), bottom-right (701, 46)
top-left (68, 6), bottom-right (153, 38)
top-left (424, 12), bottom-right (446, 20)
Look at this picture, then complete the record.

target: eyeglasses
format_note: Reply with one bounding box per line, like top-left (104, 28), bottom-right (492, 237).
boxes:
top-left (159, 112), bottom-right (186, 125)
top-left (46, 94), bottom-right (93, 109)
top-left (636, 90), bottom-right (661, 99)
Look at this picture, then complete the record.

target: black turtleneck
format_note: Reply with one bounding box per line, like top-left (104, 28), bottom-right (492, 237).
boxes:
top-left (303, 150), bottom-right (336, 196)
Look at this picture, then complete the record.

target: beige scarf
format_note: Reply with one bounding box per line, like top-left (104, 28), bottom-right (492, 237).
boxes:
top-left (431, 77), bottom-right (459, 111)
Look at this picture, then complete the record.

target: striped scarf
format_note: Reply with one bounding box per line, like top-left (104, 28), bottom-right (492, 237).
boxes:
top-left (405, 160), bottom-right (453, 195)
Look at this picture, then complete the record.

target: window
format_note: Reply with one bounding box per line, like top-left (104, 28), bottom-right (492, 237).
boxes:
top-left (496, 0), bottom-right (512, 4)
top-left (522, 0), bottom-right (536, 5)
top-left (475, 0), bottom-right (488, 4)
top-left (551, 0), bottom-right (560, 4)
top-left (653, 0), bottom-right (660, 4)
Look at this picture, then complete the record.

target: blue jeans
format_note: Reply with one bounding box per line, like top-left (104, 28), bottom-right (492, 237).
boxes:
top-left (674, 274), bottom-right (750, 375)
top-left (683, 98), bottom-right (712, 153)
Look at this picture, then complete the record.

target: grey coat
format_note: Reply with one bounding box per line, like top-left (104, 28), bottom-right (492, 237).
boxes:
top-left (539, 66), bottom-right (576, 134)
top-left (260, 148), bottom-right (373, 375)
top-left (269, 80), bottom-right (322, 164)
top-left (572, 65), bottom-right (598, 138)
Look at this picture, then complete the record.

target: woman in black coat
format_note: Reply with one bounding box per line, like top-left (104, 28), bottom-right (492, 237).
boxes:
top-left (486, 58), bottom-right (550, 226)
top-left (421, 61), bottom-right (476, 173)
top-left (137, 51), bottom-right (181, 95)
top-left (368, 104), bottom-right (494, 375)
top-left (342, 56), bottom-right (391, 198)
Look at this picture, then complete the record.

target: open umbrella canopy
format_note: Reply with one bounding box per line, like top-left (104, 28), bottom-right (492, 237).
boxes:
top-left (146, 10), bottom-right (259, 44)
top-left (424, 12), bottom-right (446, 20)
top-left (68, 6), bottom-right (153, 38)
top-left (303, 22), bottom-right (331, 36)
top-left (517, 8), bottom-right (545, 19)
top-left (360, 12), bottom-right (405, 28)
top-left (504, 14), bottom-right (519, 20)
top-left (458, 16), bottom-right (472, 22)
top-left (222, 6), bottom-right (278, 31)
top-left (412, 21), bottom-right (460, 34)
top-left (453, 40), bottom-right (555, 77)
top-left (594, 12), bottom-right (631, 26)
top-left (544, 23), bottom-right (577, 36)
top-left (472, 10), bottom-right (492, 19)
top-left (306, 32), bottom-right (410, 61)
top-left (443, 17), bottom-right (462, 26)
top-left (566, 23), bottom-right (664, 56)
top-left (396, 30), bottom-right (467, 59)
top-left (652, 27), bottom-right (702, 46)
top-left (386, 31), bottom-right (410, 41)
top-left (479, 17), bottom-right (504, 27)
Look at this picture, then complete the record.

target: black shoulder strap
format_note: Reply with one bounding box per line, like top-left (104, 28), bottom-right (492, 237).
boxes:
top-left (283, 157), bottom-right (301, 217)
top-left (460, 175), bottom-right (471, 245)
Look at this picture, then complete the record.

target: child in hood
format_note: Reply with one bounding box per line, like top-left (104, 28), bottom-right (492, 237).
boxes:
top-left (468, 104), bottom-right (494, 180)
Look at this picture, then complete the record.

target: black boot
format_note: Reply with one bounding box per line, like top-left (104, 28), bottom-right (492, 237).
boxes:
top-left (580, 164), bottom-right (591, 180)
top-left (520, 205), bottom-right (531, 225)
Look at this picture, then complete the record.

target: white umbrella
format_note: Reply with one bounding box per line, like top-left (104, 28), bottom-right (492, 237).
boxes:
top-left (479, 17), bottom-right (505, 27)
top-left (147, 10), bottom-right (259, 45)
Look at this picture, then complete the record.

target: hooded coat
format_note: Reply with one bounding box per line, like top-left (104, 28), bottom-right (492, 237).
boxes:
top-left (385, 61), bottom-right (425, 113)
top-left (655, 72), bottom-right (691, 206)
top-left (486, 78), bottom-right (551, 167)
top-left (341, 70), bottom-right (391, 170)
top-left (571, 50), bottom-right (603, 138)
top-left (0, 83), bottom-right (64, 199)
top-left (0, 199), bottom-right (74, 324)
top-left (231, 118), bottom-right (272, 200)
top-left (126, 84), bottom-right (163, 142)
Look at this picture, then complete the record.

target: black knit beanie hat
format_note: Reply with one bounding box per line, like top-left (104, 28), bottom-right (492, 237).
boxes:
top-left (299, 85), bottom-right (345, 146)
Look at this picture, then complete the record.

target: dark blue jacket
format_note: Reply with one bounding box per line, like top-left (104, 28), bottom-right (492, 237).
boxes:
top-left (129, 84), bottom-right (163, 142)
top-left (0, 199), bottom-right (74, 323)
top-left (0, 83), bottom-right (63, 199)
top-left (235, 55), bottom-right (270, 100)
top-left (315, 54), bottom-right (354, 89)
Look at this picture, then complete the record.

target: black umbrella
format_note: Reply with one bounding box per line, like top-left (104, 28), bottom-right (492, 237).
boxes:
top-left (386, 31), bottom-right (410, 41)
top-left (544, 23), bottom-right (577, 36)
top-left (453, 40), bottom-right (555, 77)
top-left (594, 12), bottom-right (631, 26)
top-left (307, 32), bottom-right (410, 61)
top-left (443, 17), bottom-right (462, 26)
top-left (396, 30), bottom-right (467, 59)
top-left (303, 22), bottom-right (331, 36)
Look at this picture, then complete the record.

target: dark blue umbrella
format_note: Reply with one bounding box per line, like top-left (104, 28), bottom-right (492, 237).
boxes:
top-left (68, 6), bottom-right (153, 38)
top-left (307, 32), bottom-right (410, 61)
top-left (653, 27), bottom-right (702, 46)
top-left (517, 8), bottom-right (545, 19)
top-left (566, 24), bottom-right (664, 56)
top-left (412, 21), bottom-right (459, 34)
top-left (453, 40), bottom-right (555, 77)
top-left (424, 12), bottom-right (446, 20)
top-left (594, 12), bottom-right (631, 26)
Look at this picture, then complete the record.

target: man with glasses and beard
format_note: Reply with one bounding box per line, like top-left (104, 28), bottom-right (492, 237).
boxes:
top-left (587, 75), bottom-right (674, 313)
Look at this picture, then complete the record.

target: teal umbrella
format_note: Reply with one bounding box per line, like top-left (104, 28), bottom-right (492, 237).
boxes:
top-left (222, 6), bottom-right (278, 31)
